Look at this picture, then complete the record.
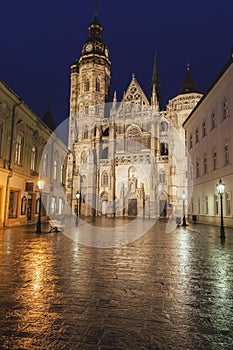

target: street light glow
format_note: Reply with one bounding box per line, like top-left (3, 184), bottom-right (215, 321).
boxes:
top-left (216, 179), bottom-right (225, 194)
top-left (38, 180), bottom-right (45, 190)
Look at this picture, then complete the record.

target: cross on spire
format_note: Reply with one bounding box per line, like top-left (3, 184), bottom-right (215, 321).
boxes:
top-left (94, 0), bottom-right (99, 17)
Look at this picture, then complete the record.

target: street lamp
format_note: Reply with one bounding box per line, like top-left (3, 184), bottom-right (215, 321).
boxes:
top-left (181, 191), bottom-right (188, 227)
top-left (216, 179), bottom-right (225, 240)
top-left (36, 180), bottom-right (45, 233)
top-left (75, 191), bottom-right (80, 225)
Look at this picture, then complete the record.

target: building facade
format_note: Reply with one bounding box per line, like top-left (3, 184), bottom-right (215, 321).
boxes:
top-left (183, 50), bottom-right (233, 227)
top-left (0, 80), bottom-right (67, 227)
top-left (66, 15), bottom-right (202, 219)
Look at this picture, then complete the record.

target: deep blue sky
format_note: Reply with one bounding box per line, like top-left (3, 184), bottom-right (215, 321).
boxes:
top-left (1, 0), bottom-right (232, 128)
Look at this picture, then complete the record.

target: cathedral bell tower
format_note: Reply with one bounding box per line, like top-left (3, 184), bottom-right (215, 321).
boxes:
top-left (68, 13), bottom-right (111, 148)
top-left (66, 13), bottom-right (111, 216)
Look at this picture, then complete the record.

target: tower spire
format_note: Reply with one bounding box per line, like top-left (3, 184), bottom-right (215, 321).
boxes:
top-left (150, 52), bottom-right (162, 111)
top-left (178, 64), bottom-right (201, 95)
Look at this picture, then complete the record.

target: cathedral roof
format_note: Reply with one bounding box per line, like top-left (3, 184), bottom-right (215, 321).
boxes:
top-left (42, 105), bottom-right (56, 131)
top-left (178, 64), bottom-right (201, 95)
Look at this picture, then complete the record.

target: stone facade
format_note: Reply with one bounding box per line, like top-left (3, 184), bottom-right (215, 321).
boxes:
top-left (0, 80), bottom-right (67, 227)
top-left (66, 15), bottom-right (202, 219)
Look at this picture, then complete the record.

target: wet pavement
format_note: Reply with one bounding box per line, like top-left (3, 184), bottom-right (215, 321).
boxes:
top-left (0, 219), bottom-right (233, 349)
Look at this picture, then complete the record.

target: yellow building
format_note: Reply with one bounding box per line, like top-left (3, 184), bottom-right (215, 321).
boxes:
top-left (0, 80), bottom-right (67, 227)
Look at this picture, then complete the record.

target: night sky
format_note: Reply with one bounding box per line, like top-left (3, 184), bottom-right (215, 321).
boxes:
top-left (1, 0), bottom-right (232, 132)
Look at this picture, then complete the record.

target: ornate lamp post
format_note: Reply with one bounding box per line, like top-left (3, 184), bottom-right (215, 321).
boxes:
top-left (181, 191), bottom-right (188, 227)
top-left (216, 179), bottom-right (225, 240)
top-left (36, 180), bottom-right (45, 233)
top-left (75, 191), bottom-right (80, 225)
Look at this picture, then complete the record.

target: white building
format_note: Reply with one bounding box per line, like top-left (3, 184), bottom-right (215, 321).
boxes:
top-left (183, 49), bottom-right (233, 227)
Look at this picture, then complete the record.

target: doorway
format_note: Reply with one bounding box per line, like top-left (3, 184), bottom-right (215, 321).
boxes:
top-left (27, 194), bottom-right (32, 221)
top-left (128, 199), bottom-right (137, 216)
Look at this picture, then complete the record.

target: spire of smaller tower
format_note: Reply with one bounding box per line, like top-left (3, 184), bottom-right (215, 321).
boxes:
top-left (178, 64), bottom-right (201, 94)
top-left (151, 84), bottom-right (159, 112)
top-left (150, 52), bottom-right (162, 110)
top-left (112, 90), bottom-right (117, 109)
top-left (42, 103), bottom-right (56, 131)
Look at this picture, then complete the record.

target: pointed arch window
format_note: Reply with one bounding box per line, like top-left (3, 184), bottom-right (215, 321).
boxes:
top-left (160, 142), bottom-right (168, 156)
top-left (96, 78), bottom-right (100, 92)
top-left (95, 103), bottom-right (100, 116)
top-left (84, 79), bottom-right (90, 92)
top-left (83, 125), bottom-right (88, 139)
top-left (81, 152), bottom-right (87, 164)
top-left (159, 170), bottom-right (166, 184)
top-left (85, 104), bottom-right (89, 116)
top-left (127, 126), bottom-right (142, 152)
top-left (102, 171), bottom-right (108, 185)
top-left (129, 166), bottom-right (136, 179)
top-left (160, 121), bottom-right (168, 132)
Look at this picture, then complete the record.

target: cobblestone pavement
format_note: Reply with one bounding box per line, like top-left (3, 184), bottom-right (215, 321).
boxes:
top-left (0, 219), bottom-right (233, 350)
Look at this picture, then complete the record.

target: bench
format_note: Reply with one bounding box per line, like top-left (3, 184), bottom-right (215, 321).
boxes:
top-left (48, 219), bottom-right (64, 232)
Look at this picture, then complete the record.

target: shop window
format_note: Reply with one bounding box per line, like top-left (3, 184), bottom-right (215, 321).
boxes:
top-left (8, 191), bottom-right (19, 218)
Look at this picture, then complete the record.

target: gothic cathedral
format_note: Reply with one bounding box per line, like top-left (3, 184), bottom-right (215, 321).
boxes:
top-left (66, 14), bottom-right (202, 219)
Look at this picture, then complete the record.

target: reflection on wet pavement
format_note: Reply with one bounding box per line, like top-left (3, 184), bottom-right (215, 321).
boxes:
top-left (0, 220), bottom-right (233, 349)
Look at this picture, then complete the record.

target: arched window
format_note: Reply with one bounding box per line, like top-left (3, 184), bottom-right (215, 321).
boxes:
top-left (83, 125), bottom-right (88, 139)
top-left (95, 103), bottom-right (100, 116)
top-left (127, 126), bottom-right (142, 152)
top-left (85, 104), bottom-right (89, 116)
top-left (84, 79), bottom-right (90, 92)
top-left (102, 147), bottom-right (108, 159)
top-left (159, 170), bottom-right (166, 184)
top-left (96, 78), bottom-right (100, 91)
top-left (160, 142), bottom-right (168, 156)
top-left (81, 152), bottom-right (88, 164)
top-left (129, 166), bottom-right (136, 179)
top-left (102, 171), bottom-right (108, 185)
top-left (160, 121), bottom-right (168, 132)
